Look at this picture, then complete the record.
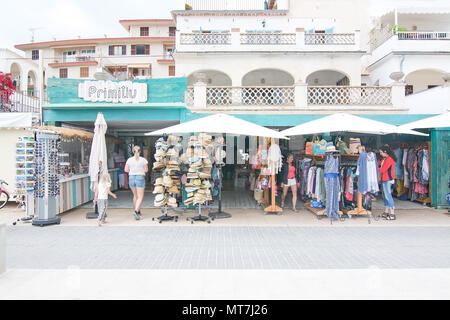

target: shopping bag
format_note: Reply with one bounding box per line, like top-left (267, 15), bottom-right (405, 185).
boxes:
top-left (305, 142), bottom-right (313, 155)
top-left (254, 189), bottom-right (264, 202)
top-left (312, 135), bottom-right (327, 155)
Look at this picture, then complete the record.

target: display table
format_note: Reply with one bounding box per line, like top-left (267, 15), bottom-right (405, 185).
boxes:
top-left (57, 168), bottom-right (118, 214)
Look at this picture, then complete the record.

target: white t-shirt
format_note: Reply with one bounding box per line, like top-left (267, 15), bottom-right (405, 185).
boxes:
top-left (97, 182), bottom-right (111, 200)
top-left (126, 157), bottom-right (148, 176)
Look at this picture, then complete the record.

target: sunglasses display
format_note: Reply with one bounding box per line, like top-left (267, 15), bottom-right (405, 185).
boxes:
top-left (34, 136), bottom-right (61, 199)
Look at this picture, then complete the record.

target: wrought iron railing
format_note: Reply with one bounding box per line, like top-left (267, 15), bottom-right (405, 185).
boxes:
top-left (180, 33), bottom-right (231, 45)
top-left (240, 33), bottom-right (296, 45)
top-left (185, 87), bottom-right (194, 106)
top-left (305, 33), bottom-right (355, 45)
top-left (184, 0), bottom-right (287, 10)
top-left (205, 86), bottom-right (295, 106)
top-left (0, 91), bottom-right (42, 113)
top-left (307, 86), bottom-right (392, 105)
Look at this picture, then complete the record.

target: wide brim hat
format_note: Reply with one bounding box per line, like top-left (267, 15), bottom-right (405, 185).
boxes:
top-left (166, 148), bottom-right (178, 157)
top-left (187, 173), bottom-right (199, 180)
top-left (153, 162), bottom-right (165, 170)
top-left (202, 158), bottom-right (212, 168)
top-left (199, 172), bottom-right (211, 179)
top-left (325, 146), bottom-right (340, 153)
top-left (167, 197), bottom-right (178, 208)
top-left (201, 180), bottom-right (211, 189)
top-left (154, 193), bottom-right (168, 207)
top-left (163, 175), bottom-right (173, 187)
top-left (167, 135), bottom-right (179, 146)
top-left (185, 186), bottom-right (200, 193)
top-left (168, 185), bottom-right (180, 194)
top-left (167, 160), bottom-right (179, 166)
top-left (155, 177), bottom-right (164, 186)
top-left (152, 185), bottom-right (165, 194)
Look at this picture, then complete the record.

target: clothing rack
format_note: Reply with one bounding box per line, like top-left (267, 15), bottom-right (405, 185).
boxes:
top-left (264, 137), bottom-right (283, 214)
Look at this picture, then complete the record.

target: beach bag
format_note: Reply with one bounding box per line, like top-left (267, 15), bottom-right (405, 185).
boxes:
top-left (305, 141), bottom-right (313, 155)
top-left (312, 135), bottom-right (327, 155)
top-left (349, 138), bottom-right (362, 154)
top-left (254, 189), bottom-right (264, 202)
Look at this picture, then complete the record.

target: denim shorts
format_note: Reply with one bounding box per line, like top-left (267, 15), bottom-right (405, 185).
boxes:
top-left (129, 175), bottom-right (146, 189)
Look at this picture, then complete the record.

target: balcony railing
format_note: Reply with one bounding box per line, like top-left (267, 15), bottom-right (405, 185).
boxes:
top-left (183, 0), bottom-right (289, 10)
top-left (397, 31), bottom-right (450, 40)
top-left (62, 55), bottom-right (95, 63)
top-left (180, 33), bottom-right (231, 45)
top-left (305, 33), bottom-right (355, 45)
top-left (0, 91), bottom-right (43, 113)
top-left (186, 85), bottom-right (399, 109)
top-left (240, 33), bottom-right (296, 45)
top-left (307, 86), bottom-right (392, 106)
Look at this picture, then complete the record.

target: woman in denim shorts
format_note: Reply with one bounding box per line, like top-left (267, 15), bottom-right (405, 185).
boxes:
top-left (125, 146), bottom-right (148, 220)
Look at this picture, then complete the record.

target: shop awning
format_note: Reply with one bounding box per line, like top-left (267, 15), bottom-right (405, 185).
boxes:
top-left (0, 113), bottom-right (33, 128)
top-left (280, 113), bottom-right (428, 137)
top-left (127, 64), bottom-right (151, 69)
top-left (145, 113), bottom-right (289, 139)
top-left (35, 125), bottom-right (122, 143)
top-left (399, 111), bottom-right (450, 130)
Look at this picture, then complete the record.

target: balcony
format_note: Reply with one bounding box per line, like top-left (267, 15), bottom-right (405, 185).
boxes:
top-left (180, 0), bottom-right (289, 11)
top-left (185, 83), bottom-right (406, 111)
top-left (177, 30), bottom-right (360, 52)
top-left (48, 56), bottom-right (98, 68)
top-left (1, 90), bottom-right (45, 114)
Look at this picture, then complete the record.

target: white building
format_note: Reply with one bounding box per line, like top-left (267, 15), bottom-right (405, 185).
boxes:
top-left (13, 19), bottom-right (176, 85)
top-left (366, 5), bottom-right (450, 114)
top-left (172, 0), bottom-right (407, 113)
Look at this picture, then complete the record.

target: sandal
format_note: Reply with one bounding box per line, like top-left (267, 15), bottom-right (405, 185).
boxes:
top-left (387, 214), bottom-right (396, 220)
top-left (381, 212), bottom-right (389, 219)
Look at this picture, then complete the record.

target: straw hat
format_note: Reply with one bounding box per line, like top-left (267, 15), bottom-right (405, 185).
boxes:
top-left (202, 158), bottom-right (212, 168)
top-left (325, 145), bottom-right (340, 153)
top-left (163, 175), bottom-right (173, 187)
top-left (153, 162), bottom-right (165, 170)
top-left (167, 135), bottom-right (178, 146)
top-left (199, 172), bottom-right (211, 179)
top-left (185, 186), bottom-right (200, 193)
top-left (167, 197), bottom-right (178, 208)
top-left (168, 185), bottom-right (180, 194)
top-left (187, 173), bottom-right (199, 180)
top-left (154, 193), bottom-right (168, 207)
top-left (214, 136), bottom-right (225, 146)
top-left (184, 197), bottom-right (194, 206)
top-left (152, 185), bottom-right (165, 194)
top-left (155, 177), bottom-right (164, 186)
top-left (201, 180), bottom-right (211, 189)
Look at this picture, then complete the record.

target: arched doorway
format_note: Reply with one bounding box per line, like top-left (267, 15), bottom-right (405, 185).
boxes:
top-left (187, 70), bottom-right (232, 86)
top-left (241, 68), bottom-right (295, 86)
top-left (10, 63), bottom-right (21, 91)
top-left (405, 69), bottom-right (446, 95)
top-left (306, 70), bottom-right (350, 86)
top-left (27, 70), bottom-right (37, 96)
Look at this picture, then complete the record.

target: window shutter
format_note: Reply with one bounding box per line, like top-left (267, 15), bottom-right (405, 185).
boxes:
top-left (131, 45), bottom-right (136, 55)
top-left (145, 45), bottom-right (150, 55)
top-left (109, 46), bottom-right (114, 56)
top-left (122, 45), bottom-right (127, 55)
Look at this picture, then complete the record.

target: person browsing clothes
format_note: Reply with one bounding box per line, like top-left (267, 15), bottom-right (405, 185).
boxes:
top-left (378, 144), bottom-right (397, 220)
top-left (280, 153), bottom-right (299, 212)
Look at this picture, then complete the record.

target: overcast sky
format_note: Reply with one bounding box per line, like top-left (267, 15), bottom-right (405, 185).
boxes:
top-left (1, 0), bottom-right (447, 54)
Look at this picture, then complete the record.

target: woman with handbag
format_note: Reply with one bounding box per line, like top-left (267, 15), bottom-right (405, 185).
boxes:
top-left (378, 144), bottom-right (397, 220)
top-left (280, 154), bottom-right (299, 212)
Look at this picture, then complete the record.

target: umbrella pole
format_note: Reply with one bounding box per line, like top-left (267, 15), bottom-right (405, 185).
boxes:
top-left (209, 164), bottom-right (232, 219)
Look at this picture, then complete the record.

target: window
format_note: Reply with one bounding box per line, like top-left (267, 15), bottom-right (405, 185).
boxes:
top-left (32, 50), bottom-right (39, 60)
top-left (169, 65), bottom-right (175, 76)
top-left (164, 46), bottom-right (174, 59)
top-left (59, 68), bottom-right (68, 78)
top-left (131, 45), bottom-right (150, 55)
top-left (80, 67), bottom-right (89, 78)
top-left (140, 27), bottom-right (149, 37)
top-left (109, 45), bottom-right (126, 56)
top-left (80, 49), bottom-right (95, 61)
top-left (63, 51), bottom-right (76, 62)
top-left (405, 85), bottom-right (413, 96)
top-left (169, 27), bottom-right (176, 37)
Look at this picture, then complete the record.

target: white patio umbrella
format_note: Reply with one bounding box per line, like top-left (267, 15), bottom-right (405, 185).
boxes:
top-left (145, 113), bottom-right (289, 139)
top-left (89, 112), bottom-right (108, 193)
top-left (280, 113), bottom-right (428, 137)
top-left (398, 111), bottom-right (450, 130)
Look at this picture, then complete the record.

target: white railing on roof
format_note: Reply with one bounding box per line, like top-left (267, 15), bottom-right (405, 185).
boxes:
top-left (184, 0), bottom-right (289, 10)
top-left (307, 86), bottom-right (392, 105)
top-left (305, 33), bottom-right (355, 45)
top-left (240, 32), bottom-right (296, 45)
top-left (205, 86), bottom-right (295, 106)
top-left (180, 33), bottom-right (231, 45)
top-left (397, 31), bottom-right (450, 40)
top-left (185, 87), bottom-right (194, 106)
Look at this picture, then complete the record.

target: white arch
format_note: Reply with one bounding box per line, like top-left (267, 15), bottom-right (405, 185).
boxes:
top-left (405, 68), bottom-right (446, 95)
top-left (9, 62), bottom-right (22, 91)
top-left (27, 70), bottom-right (37, 96)
top-left (305, 69), bottom-right (351, 86)
top-left (187, 70), bottom-right (232, 86)
top-left (241, 68), bottom-right (295, 86)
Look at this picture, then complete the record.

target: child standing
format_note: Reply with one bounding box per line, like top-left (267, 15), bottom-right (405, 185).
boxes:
top-left (94, 173), bottom-right (117, 226)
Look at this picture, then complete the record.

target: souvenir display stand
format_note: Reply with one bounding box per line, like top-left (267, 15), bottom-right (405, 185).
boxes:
top-left (152, 135), bottom-right (182, 223)
top-left (264, 138), bottom-right (283, 215)
top-left (32, 131), bottom-right (61, 227)
top-left (209, 137), bottom-right (231, 219)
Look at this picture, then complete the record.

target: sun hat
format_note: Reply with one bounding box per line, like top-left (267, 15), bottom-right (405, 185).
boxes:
top-left (167, 197), bottom-right (178, 208)
top-left (168, 185), bottom-right (180, 194)
top-left (325, 145), bottom-right (340, 153)
top-left (202, 158), bottom-right (212, 168)
top-left (153, 161), bottom-right (165, 170)
top-left (155, 177), bottom-right (164, 186)
top-left (163, 175), bottom-right (173, 187)
top-left (152, 185), bottom-right (165, 194)
top-left (214, 136), bottom-right (225, 145)
top-left (201, 180), bottom-right (211, 189)
top-left (185, 186), bottom-right (200, 193)
top-left (199, 172), bottom-right (211, 179)
top-left (154, 193), bottom-right (168, 207)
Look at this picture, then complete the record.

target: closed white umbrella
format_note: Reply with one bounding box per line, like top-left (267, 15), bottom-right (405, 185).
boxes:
top-left (145, 113), bottom-right (289, 139)
top-left (89, 112), bottom-right (108, 192)
top-left (398, 112), bottom-right (450, 130)
top-left (280, 113), bottom-right (428, 136)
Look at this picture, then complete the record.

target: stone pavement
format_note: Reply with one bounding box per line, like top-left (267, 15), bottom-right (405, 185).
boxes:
top-left (5, 226), bottom-right (450, 270)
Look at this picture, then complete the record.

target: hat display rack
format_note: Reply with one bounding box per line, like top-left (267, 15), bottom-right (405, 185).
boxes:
top-left (151, 135), bottom-right (183, 223)
top-left (181, 133), bottom-right (217, 224)
top-left (207, 135), bottom-right (231, 219)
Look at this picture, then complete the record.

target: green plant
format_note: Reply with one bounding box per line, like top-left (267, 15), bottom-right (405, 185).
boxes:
top-left (185, 3), bottom-right (192, 10)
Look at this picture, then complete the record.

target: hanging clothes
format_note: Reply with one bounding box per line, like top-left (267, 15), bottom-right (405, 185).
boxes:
top-left (268, 143), bottom-right (283, 174)
top-left (357, 152), bottom-right (379, 195)
top-left (324, 153), bottom-right (340, 220)
top-left (402, 148), bottom-right (410, 188)
top-left (394, 148), bottom-right (404, 180)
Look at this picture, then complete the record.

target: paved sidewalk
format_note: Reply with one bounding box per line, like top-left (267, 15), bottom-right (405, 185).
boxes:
top-left (5, 226), bottom-right (450, 269)
top-left (1, 269), bottom-right (449, 300)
